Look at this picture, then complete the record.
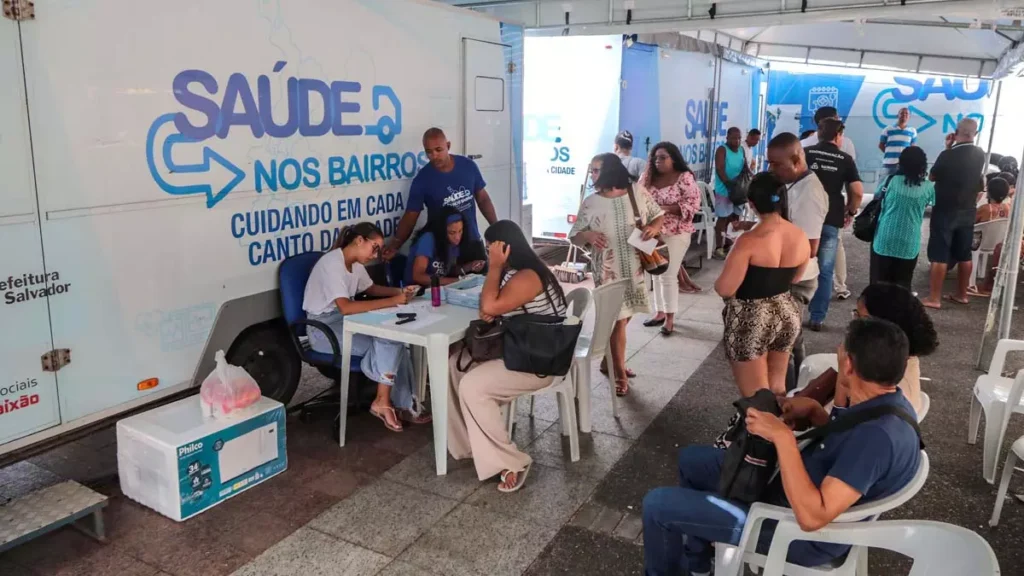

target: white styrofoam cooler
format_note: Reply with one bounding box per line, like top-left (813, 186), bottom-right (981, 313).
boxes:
top-left (116, 396), bottom-right (287, 521)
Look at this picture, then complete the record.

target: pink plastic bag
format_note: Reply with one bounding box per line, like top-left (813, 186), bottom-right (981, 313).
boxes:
top-left (200, 351), bottom-right (262, 418)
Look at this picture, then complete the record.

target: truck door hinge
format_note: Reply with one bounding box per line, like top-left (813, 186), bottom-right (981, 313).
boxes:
top-left (3, 0), bottom-right (35, 21)
top-left (41, 349), bottom-right (71, 372)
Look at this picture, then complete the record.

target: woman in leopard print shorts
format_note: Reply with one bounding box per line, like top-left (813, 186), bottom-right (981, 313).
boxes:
top-left (714, 172), bottom-right (809, 397)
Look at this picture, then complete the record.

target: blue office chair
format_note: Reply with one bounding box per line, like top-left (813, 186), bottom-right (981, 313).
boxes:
top-left (278, 251), bottom-right (366, 421)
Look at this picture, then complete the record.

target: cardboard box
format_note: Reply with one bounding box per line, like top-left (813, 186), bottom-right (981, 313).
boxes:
top-left (116, 396), bottom-right (286, 521)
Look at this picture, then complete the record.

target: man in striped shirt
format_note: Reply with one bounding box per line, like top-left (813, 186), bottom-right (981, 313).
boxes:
top-left (878, 108), bottom-right (917, 175)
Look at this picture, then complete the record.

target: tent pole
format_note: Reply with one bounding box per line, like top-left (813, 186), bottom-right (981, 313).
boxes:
top-left (984, 81), bottom-right (1003, 173)
top-left (977, 146), bottom-right (1024, 370)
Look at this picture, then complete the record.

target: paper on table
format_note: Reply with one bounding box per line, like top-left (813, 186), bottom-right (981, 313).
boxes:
top-left (382, 311), bottom-right (445, 329)
top-left (399, 301), bottom-right (437, 314)
top-left (627, 228), bottom-right (658, 255)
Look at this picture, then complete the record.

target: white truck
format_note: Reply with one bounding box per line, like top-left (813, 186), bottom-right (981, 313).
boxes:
top-left (0, 0), bottom-right (523, 458)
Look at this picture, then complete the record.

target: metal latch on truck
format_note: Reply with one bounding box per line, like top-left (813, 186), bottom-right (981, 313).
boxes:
top-left (2, 0), bottom-right (35, 21)
top-left (41, 349), bottom-right (71, 372)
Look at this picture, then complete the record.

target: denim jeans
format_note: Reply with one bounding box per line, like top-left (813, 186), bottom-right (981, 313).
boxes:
top-left (642, 446), bottom-right (834, 575)
top-left (809, 224), bottom-right (840, 323)
top-left (307, 310), bottom-right (416, 410)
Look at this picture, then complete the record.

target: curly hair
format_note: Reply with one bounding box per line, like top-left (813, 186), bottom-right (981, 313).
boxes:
top-left (859, 283), bottom-right (939, 357)
top-left (643, 141), bottom-right (691, 182)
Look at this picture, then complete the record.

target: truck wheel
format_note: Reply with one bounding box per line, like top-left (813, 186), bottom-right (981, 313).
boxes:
top-left (227, 323), bottom-right (301, 405)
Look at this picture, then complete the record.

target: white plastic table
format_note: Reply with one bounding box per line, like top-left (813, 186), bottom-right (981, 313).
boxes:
top-left (338, 302), bottom-right (479, 475)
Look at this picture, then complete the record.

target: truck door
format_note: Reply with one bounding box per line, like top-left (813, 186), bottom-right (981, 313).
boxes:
top-left (0, 17), bottom-right (62, 445)
top-left (463, 38), bottom-right (515, 225)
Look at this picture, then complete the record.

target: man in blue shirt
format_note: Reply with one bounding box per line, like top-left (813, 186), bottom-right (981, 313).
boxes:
top-left (878, 107), bottom-right (918, 175)
top-left (384, 128), bottom-right (498, 260)
top-left (643, 318), bottom-right (921, 576)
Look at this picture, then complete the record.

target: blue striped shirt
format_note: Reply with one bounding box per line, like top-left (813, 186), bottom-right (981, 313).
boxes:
top-left (879, 125), bottom-right (917, 166)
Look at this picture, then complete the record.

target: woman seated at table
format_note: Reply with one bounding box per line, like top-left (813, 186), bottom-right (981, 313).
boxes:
top-left (447, 220), bottom-right (567, 493)
top-left (404, 207), bottom-right (486, 288)
top-left (303, 222), bottom-right (431, 432)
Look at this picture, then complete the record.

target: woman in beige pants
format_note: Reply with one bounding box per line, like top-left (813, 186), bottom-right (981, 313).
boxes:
top-left (448, 220), bottom-right (568, 492)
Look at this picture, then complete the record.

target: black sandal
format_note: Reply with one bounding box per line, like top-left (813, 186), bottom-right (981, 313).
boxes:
top-left (642, 317), bottom-right (666, 328)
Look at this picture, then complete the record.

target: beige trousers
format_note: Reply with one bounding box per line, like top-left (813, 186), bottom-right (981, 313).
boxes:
top-left (447, 351), bottom-right (553, 481)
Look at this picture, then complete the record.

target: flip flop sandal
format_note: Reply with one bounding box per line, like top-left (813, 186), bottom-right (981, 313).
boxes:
top-left (498, 465), bottom-right (531, 493)
top-left (600, 363), bottom-right (636, 378)
top-left (642, 317), bottom-right (666, 327)
top-left (398, 409), bottom-right (433, 425)
top-left (943, 294), bottom-right (970, 305)
top-left (370, 405), bottom-right (404, 432)
top-left (615, 379), bottom-right (630, 397)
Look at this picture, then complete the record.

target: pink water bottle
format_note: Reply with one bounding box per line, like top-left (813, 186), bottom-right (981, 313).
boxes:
top-left (430, 275), bottom-right (441, 307)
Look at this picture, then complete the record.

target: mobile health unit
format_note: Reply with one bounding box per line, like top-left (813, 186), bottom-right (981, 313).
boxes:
top-left (0, 0), bottom-right (524, 458)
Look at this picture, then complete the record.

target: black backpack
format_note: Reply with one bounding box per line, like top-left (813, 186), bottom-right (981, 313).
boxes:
top-left (719, 396), bottom-right (923, 504)
top-left (718, 390), bottom-right (783, 504)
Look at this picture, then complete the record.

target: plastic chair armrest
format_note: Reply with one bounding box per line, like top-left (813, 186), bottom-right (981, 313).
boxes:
top-left (990, 339), bottom-right (1024, 376)
top-left (291, 318), bottom-right (342, 367)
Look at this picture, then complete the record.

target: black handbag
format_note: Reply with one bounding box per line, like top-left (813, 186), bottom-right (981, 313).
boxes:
top-left (853, 174), bottom-right (896, 242)
top-left (456, 319), bottom-right (505, 371)
top-left (726, 166), bottom-right (753, 206)
top-left (502, 314), bottom-right (582, 377)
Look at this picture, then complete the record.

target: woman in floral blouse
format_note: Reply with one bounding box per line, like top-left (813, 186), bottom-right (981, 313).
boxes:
top-left (639, 142), bottom-right (702, 335)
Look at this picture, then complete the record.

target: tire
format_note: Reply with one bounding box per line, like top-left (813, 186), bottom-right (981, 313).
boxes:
top-left (227, 322), bottom-right (302, 405)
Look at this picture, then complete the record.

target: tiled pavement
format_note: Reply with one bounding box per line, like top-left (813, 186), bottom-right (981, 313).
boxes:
top-left (0, 260), bottom-right (726, 576)
top-left (8, 228), bottom-right (1024, 575)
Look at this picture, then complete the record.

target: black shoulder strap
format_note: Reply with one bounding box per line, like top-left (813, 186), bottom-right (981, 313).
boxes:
top-left (878, 174), bottom-right (897, 202)
top-left (797, 403), bottom-right (924, 450)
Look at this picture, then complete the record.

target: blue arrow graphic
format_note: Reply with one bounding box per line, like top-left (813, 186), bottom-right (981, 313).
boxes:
top-left (908, 105), bottom-right (936, 133)
top-left (146, 113), bottom-right (246, 208)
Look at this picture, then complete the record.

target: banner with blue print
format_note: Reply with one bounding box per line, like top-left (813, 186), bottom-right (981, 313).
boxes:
top-left (766, 65), bottom-right (994, 185)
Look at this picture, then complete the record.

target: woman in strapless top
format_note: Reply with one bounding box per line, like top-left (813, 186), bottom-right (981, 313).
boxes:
top-left (715, 172), bottom-right (810, 396)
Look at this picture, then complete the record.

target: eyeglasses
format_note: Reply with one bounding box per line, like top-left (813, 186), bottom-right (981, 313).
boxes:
top-left (590, 168), bottom-right (601, 175)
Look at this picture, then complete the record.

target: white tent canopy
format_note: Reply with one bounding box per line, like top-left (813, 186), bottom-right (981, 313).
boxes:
top-left (445, 0), bottom-right (1024, 77)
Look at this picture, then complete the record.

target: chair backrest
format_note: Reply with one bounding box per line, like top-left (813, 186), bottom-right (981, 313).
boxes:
top-left (387, 254), bottom-right (408, 287)
top-left (762, 520), bottom-right (999, 576)
top-left (832, 451), bottom-right (929, 523)
top-left (697, 181), bottom-right (716, 218)
top-left (976, 217), bottom-right (1009, 252)
top-left (563, 286), bottom-right (592, 320)
top-left (278, 251), bottom-right (324, 338)
top-left (917, 391), bottom-right (930, 423)
top-left (586, 279), bottom-right (629, 359)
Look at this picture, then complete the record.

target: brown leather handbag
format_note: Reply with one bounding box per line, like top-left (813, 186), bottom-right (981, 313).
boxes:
top-left (625, 184), bottom-right (669, 275)
top-left (456, 319), bottom-right (504, 371)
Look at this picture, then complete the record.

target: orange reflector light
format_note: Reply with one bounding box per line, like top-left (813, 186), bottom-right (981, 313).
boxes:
top-left (137, 378), bottom-right (159, 391)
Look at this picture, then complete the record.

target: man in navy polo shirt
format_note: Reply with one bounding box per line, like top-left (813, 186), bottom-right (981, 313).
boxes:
top-left (642, 318), bottom-right (921, 576)
top-left (384, 127), bottom-right (498, 261)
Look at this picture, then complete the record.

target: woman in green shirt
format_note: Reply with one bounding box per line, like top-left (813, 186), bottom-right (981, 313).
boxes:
top-left (871, 146), bottom-right (935, 289)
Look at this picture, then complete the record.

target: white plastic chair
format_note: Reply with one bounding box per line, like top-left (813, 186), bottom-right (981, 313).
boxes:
top-left (760, 519), bottom-right (999, 576)
top-left (695, 181), bottom-right (718, 259)
top-left (969, 338), bottom-right (1024, 484)
top-left (505, 287), bottom-right (592, 462)
top-left (794, 353), bottom-right (930, 423)
top-left (971, 218), bottom-right (1009, 288)
top-left (573, 279), bottom-right (629, 433)
top-left (990, 434), bottom-right (1024, 526)
top-left (715, 451), bottom-right (929, 576)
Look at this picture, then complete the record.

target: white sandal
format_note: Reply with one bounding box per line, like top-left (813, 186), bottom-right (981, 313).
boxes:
top-left (497, 465), bottom-right (531, 493)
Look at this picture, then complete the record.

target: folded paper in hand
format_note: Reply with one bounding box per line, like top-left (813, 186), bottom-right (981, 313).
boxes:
top-left (627, 228), bottom-right (658, 255)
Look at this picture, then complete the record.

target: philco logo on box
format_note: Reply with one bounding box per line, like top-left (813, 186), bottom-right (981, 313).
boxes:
top-left (178, 441), bottom-right (203, 458)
